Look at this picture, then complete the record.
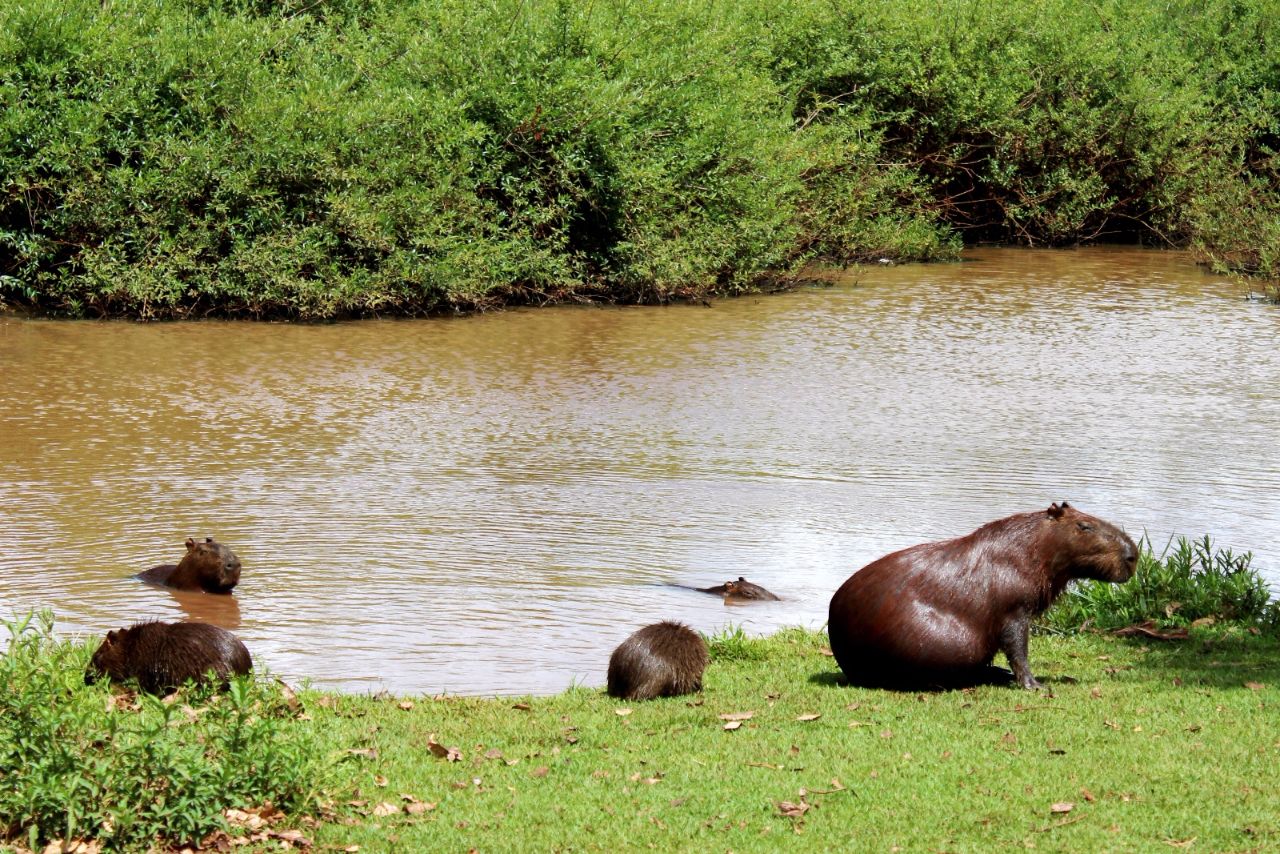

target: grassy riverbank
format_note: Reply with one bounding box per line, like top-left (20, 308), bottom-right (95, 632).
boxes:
top-left (4, 622), bottom-right (1279, 853)
top-left (2, 0), bottom-right (1278, 318)
top-left (3, 538), bottom-right (1278, 851)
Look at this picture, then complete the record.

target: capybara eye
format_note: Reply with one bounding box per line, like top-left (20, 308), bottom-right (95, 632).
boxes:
top-left (1077, 522), bottom-right (1095, 532)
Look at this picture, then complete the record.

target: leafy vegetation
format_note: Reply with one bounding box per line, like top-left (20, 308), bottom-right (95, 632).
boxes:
top-left (1, 0), bottom-right (1277, 318)
top-left (1044, 536), bottom-right (1280, 635)
top-left (0, 611), bottom-right (325, 852)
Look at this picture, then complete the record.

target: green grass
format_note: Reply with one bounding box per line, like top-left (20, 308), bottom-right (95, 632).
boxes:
top-left (6, 617), bottom-right (1280, 852)
top-left (2, 0), bottom-right (1278, 318)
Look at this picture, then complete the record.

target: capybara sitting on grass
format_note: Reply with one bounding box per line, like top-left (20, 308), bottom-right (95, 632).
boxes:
top-left (698, 577), bottom-right (780, 601)
top-left (86, 621), bottom-right (252, 694)
top-left (607, 621), bottom-right (708, 700)
top-left (136, 537), bottom-right (241, 594)
top-left (828, 502), bottom-right (1137, 690)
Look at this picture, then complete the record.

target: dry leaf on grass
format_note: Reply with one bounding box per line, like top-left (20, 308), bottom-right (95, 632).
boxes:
top-left (796, 713), bottom-right (821, 722)
top-left (723, 721), bottom-right (743, 731)
top-left (718, 711), bottom-right (754, 722)
top-left (1050, 802), bottom-right (1074, 814)
top-left (426, 734), bottom-right (462, 762)
top-left (777, 801), bottom-right (810, 818)
top-left (372, 802), bottom-right (400, 817)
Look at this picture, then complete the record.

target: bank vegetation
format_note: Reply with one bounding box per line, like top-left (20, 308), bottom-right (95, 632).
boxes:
top-left (1, 0), bottom-right (1277, 318)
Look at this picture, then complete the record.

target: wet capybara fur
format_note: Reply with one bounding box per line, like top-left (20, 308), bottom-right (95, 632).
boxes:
top-left (828, 502), bottom-right (1137, 691)
top-left (136, 537), bottom-right (241, 594)
top-left (697, 577), bottom-right (780, 601)
top-left (86, 621), bottom-right (252, 694)
top-left (607, 621), bottom-right (708, 700)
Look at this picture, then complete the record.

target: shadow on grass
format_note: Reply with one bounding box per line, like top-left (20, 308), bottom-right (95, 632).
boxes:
top-left (1101, 632), bottom-right (1280, 689)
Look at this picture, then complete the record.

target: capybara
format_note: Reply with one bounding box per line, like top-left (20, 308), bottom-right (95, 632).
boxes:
top-left (828, 502), bottom-right (1137, 690)
top-left (136, 537), bottom-right (241, 594)
top-left (85, 621), bottom-right (252, 694)
top-left (607, 621), bottom-right (709, 700)
top-left (697, 577), bottom-right (780, 601)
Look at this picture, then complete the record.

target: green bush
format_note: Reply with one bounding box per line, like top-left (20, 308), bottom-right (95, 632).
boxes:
top-left (2, 0), bottom-right (1278, 318)
top-left (0, 611), bottom-right (325, 851)
top-left (1044, 536), bottom-right (1280, 635)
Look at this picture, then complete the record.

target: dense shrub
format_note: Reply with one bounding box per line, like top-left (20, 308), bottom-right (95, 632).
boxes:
top-left (0, 611), bottom-right (324, 851)
top-left (1044, 536), bottom-right (1280, 635)
top-left (1, 0), bottom-right (1277, 318)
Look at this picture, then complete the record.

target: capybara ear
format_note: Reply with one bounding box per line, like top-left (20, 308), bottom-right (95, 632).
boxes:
top-left (205, 537), bottom-right (214, 544)
top-left (185, 537), bottom-right (197, 550)
top-left (1047, 502), bottom-right (1065, 518)
top-left (105, 630), bottom-right (120, 644)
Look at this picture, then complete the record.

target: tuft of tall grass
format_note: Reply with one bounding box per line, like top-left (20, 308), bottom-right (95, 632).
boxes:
top-left (0, 611), bottom-right (327, 851)
top-left (1043, 536), bottom-right (1280, 635)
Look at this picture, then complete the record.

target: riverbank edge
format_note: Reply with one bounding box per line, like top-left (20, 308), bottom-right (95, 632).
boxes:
top-left (4, 620), bottom-right (1280, 852)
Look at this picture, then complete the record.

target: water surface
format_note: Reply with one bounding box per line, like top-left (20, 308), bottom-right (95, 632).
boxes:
top-left (1, 247), bottom-right (1276, 694)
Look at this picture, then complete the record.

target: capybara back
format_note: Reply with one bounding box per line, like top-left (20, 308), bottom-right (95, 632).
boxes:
top-left (86, 620), bottom-right (252, 694)
top-left (607, 621), bottom-right (708, 700)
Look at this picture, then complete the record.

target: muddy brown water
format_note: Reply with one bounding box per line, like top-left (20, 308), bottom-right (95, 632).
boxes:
top-left (1, 247), bottom-right (1277, 695)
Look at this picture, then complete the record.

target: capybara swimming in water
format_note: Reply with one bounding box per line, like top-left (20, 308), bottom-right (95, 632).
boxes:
top-left (85, 621), bottom-right (252, 694)
top-left (828, 502), bottom-right (1137, 690)
top-left (697, 577), bottom-right (780, 601)
top-left (136, 537), bottom-right (241, 594)
top-left (607, 621), bottom-right (709, 700)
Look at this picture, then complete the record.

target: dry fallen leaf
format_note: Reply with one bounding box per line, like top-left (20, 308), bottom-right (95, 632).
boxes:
top-left (719, 711), bottom-right (754, 722)
top-left (1080, 788), bottom-right (1097, 802)
top-left (373, 775), bottom-right (388, 788)
top-left (512, 702), bottom-right (532, 711)
top-left (1245, 682), bottom-right (1265, 691)
top-left (426, 735), bottom-right (462, 762)
top-left (777, 801), bottom-right (810, 818)
top-left (1050, 802), bottom-right (1074, 814)
top-left (398, 701), bottom-right (414, 711)
top-left (796, 713), bottom-right (821, 722)
top-left (723, 721), bottom-right (743, 731)
top-left (531, 766), bottom-right (549, 778)
top-left (372, 802), bottom-right (400, 817)
top-left (615, 708), bottom-right (632, 717)
top-left (346, 748), bottom-right (378, 760)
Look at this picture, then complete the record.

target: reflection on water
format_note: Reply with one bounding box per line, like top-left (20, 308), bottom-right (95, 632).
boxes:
top-left (1, 247), bottom-right (1277, 695)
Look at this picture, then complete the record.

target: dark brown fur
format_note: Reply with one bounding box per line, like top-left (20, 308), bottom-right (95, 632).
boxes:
top-left (828, 502), bottom-right (1137, 690)
top-left (136, 537), bottom-right (241, 594)
top-left (697, 577), bottom-right (780, 601)
top-left (607, 621), bottom-right (709, 700)
top-left (85, 621), bottom-right (252, 694)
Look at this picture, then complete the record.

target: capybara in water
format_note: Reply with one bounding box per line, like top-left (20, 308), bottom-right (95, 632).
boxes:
top-left (136, 537), bottom-right (241, 594)
top-left (85, 621), bottom-right (252, 694)
top-left (697, 577), bottom-right (781, 601)
top-left (828, 502), bottom-right (1137, 690)
top-left (607, 621), bottom-right (709, 700)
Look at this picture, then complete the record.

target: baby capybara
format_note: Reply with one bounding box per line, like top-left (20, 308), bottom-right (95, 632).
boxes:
top-left (86, 621), bottom-right (252, 694)
top-left (136, 537), bottom-right (241, 594)
top-left (607, 621), bottom-right (708, 701)
top-left (698, 577), bottom-right (780, 601)
top-left (828, 502), bottom-right (1137, 690)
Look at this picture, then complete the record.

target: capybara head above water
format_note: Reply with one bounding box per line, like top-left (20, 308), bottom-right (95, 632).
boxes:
top-left (85, 620), bottom-right (252, 695)
top-left (607, 621), bottom-right (709, 701)
top-left (135, 537), bottom-right (241, 594)
top-left (827, 502), bottom-right (1137, 691)
top-left (698, 577), bottom-right (781, 601)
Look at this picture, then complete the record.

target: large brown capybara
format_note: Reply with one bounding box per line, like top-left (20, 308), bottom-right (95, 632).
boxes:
top-left (85, 621), bottom-right (252, 694)
top-left (136, 537), bottom-right (241, 594)
top-left (607, 621), bottom-right (709, 700)
top-left (697, 577), bottom-right (781, 601)
top-left (828, 502), bottom-right (1137, 691)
